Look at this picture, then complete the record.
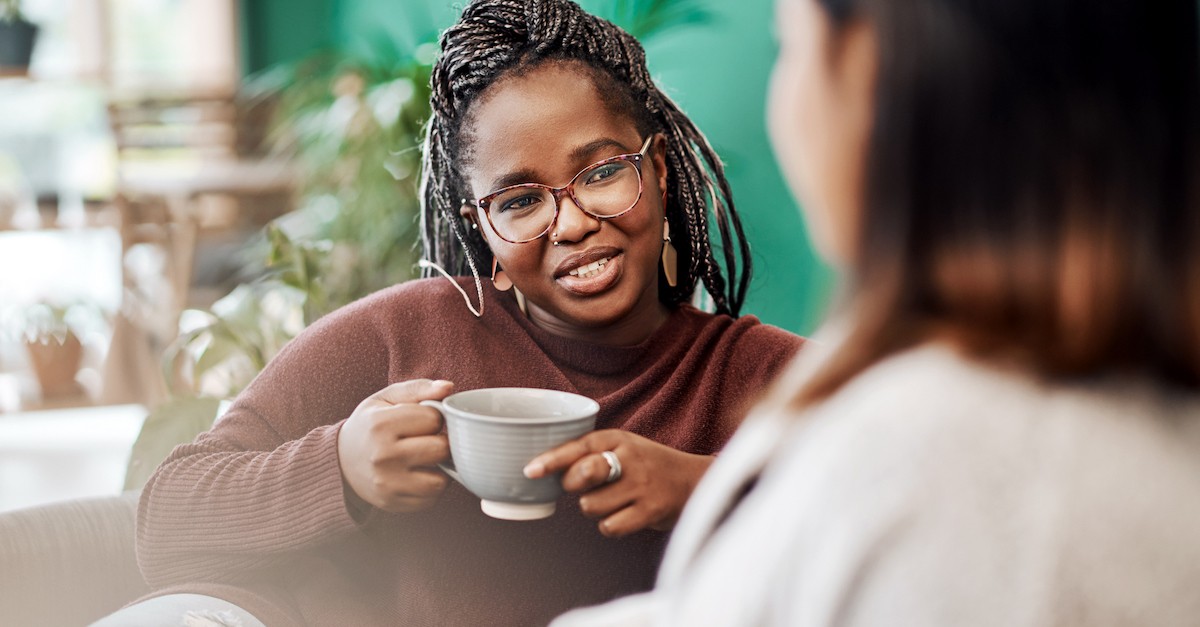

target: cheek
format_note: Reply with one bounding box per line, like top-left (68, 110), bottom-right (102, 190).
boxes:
top-left (769, 51), bottom-right (843, 261)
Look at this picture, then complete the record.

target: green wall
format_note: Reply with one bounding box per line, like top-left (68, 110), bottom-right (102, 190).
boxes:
top-left (240, 0), bottom-right (336, 75)
top-left (243, 0), bottom-right (832, 335)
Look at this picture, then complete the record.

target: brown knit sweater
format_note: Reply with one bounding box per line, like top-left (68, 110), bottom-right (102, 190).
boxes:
top-left (135, 278), bottom-right (802, 626)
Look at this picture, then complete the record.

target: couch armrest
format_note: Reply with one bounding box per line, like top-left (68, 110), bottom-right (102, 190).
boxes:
top-left (0, 491), bottom-right (150, 627)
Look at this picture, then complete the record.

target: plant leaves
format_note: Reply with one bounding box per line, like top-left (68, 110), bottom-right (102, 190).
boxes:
top-left (123, 397), bottom-right (222, 491)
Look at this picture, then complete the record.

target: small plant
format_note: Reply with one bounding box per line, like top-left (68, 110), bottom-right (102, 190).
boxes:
top-left (0, 299), bottom-right (107, 400)
top-left (0, 0), bottom-right (22, 22)
top-left (0, 300), bottom-right (104, 345)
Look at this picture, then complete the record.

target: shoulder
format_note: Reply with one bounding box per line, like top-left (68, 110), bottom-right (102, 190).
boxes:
top-left (798, 343), bottom-right (1200, 466)
top-left (674, 305), bottom-right (805, 362)
top-left (755, 343), bottom-right (1200, 547)
top-left (308, 277), bottom-right (483, 332)
top-left (776, 345), bottom-right (1053, 485)
top-left (704, 346), bottom-right (1200, 623)
top-left (268, 277), bottom-right (489, 367)
top-left (337, 276), bottom-right (476, 317)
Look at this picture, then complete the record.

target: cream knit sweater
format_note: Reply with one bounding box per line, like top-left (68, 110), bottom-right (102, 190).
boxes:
top-left (556, 343), bottom-right (1200, 626)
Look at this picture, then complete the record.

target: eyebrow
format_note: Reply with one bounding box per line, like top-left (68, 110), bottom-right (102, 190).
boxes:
top-left (486, 137), bottom-right (634, 191)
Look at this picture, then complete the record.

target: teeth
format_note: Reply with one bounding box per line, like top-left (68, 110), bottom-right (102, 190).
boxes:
top-left (568, 257), bottom-right (610, 278)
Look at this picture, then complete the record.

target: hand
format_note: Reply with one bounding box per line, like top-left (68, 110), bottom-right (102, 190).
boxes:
top-left (523, 430), bottom-right (714, 537)
top-left (337, 379), bottom-right (454, 513)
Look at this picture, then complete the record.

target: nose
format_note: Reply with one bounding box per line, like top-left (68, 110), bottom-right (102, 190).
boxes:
top-left (551, 194), bottom-right (601, 245)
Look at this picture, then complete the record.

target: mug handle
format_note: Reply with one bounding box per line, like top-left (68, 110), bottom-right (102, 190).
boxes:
top-left (419, 400), bottom-right (463, 484)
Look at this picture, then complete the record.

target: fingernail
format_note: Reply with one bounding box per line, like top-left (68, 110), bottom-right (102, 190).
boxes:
top-left (523, 461), bottom-right (544, 478)
top-left (432, 379), bottom-right (452, 387)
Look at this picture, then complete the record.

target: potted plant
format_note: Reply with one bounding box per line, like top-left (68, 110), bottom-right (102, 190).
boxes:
top-left (0, 0), bottom-right (38, 77)
top-left (5, 300), bottom-right (105, 400)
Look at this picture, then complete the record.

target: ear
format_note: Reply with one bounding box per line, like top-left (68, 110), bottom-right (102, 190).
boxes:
top-left (651, 133), bottom-right (669, 195)
top-left (458, 199), bottom-right (476, 222)
top-left (459, 199), bottom-right (483, 232)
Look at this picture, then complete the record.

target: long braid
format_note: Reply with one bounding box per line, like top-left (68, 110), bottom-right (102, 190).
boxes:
top-left (420, 0), bottom-right (753, 316)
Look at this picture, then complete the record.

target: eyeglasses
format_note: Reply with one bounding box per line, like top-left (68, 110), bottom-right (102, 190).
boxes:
top-left (470, 136), bottom-right (653, 244)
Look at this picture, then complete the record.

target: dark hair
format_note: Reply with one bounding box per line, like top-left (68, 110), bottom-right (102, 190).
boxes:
top-left (419, 0), bottom-right (751, 315)
top-left (795, 0), bottom-right (1200, 405)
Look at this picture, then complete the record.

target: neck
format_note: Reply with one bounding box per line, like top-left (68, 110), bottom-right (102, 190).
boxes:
top-left (525, 297), bottom-right (672, 347)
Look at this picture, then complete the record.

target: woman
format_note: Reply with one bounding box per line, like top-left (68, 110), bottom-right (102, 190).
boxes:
top-left (98, 1), bottom-right (802, 626)
top-left (556, 0), bottom-right (1200, 624)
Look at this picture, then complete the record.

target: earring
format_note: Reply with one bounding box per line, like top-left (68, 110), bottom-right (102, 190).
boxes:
top-left (661, 218), bottom-right (679, 288)
top-left (491, 257), bottom-right (513, 291)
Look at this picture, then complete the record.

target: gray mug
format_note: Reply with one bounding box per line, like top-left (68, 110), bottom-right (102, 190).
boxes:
top-left (421, 387), bottom-right (599, 521)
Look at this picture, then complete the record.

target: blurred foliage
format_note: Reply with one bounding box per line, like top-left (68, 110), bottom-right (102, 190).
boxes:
top-left (0, 0), bottom-right (23, 22)
top-left (602, 0), bottom-right (710, 40)
top-left (126, 0), bottom-right (709, 488)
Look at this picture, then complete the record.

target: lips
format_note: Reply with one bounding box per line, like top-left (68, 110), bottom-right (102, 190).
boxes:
top-left (554, 247), bottom-right (623, 296)
top-left (553, 247), bottom-right (622, 278)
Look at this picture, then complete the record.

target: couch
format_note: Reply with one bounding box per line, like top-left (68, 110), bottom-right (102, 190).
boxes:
top-left (0, 491), bottom-right (148, 627)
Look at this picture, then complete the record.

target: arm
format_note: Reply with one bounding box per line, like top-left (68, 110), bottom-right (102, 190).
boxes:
top-left (136, 414), bottom-right (357, 586)
top-left (135, 295), bottom-right (452, 587)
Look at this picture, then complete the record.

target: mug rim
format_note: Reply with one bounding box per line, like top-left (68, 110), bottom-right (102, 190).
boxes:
top-left (441, 387), bottom-right (600, 425)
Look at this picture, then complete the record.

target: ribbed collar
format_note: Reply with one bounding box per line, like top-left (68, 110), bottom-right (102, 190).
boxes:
top-left (488, 285), bottom-right (701, 379)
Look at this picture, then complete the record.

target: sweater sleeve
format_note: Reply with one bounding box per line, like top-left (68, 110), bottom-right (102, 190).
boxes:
top-left (135, 292), bottom-right (395, 588)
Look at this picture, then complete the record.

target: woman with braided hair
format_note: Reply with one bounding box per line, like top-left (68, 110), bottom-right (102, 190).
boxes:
top-left (97, 1), bottom-right (803, 625)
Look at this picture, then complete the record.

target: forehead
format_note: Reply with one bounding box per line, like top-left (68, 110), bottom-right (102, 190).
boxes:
top-left (462, 62), bottom-right (640, 194)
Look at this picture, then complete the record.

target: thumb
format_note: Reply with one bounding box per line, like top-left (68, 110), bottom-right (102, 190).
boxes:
top-left (372, 379), bottom-right (454, 406)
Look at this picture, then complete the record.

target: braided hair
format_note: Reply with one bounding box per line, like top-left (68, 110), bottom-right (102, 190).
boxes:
top-left (420, 0), bottom-right (752, 315)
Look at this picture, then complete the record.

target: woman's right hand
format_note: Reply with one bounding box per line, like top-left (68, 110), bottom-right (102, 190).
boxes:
top-left (337, 379), bottom-right (455, 513)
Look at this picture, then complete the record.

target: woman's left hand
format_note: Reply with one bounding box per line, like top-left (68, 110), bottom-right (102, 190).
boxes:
top-left (523, 430), bottom-right (714, 537)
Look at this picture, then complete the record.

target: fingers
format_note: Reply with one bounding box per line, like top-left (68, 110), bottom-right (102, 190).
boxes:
top-left (577, 482), bottom-right (632, 520)
top-left (597, 504), bottom-right (654, 538)
top-left (560, 452), bottom-right (619, 493)
top-left (389, 434), bottom-right (451, 468)
top-left (524, 430), bottom-right (624, 479)
top-left (370, 403), bottom-right (445, 439)
top-left (363, 378), bottom-right (456, 439)
top-left (375, 468), bottom-right (450, 511)
top-left (373, 379), bottom-right (454, 406)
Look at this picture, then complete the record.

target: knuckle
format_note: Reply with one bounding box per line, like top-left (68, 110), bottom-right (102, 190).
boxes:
top-left (367, 414), bottom-right (389, 436)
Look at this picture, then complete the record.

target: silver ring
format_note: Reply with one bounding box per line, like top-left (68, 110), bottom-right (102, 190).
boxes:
top-left (601, 450), bottom-right (622, 483)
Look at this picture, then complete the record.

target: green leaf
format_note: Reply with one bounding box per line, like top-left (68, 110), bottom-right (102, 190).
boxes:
top-left (123, 397), bottom-right (223, 491)
top-left (193, 329), bottom-right (243, 380)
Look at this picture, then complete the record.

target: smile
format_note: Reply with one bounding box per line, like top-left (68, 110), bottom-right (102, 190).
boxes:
top-left (554, 248), bottom-right (624, 297)
top-left (567, 257), bottom-right (611, 279)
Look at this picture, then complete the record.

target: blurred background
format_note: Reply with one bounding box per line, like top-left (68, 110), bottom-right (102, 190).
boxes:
top-left (0, 0), bottom-right (830, 512)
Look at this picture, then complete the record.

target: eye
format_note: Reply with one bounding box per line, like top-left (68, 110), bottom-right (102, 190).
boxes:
top-left (499, 193), bottom-right (543, 213)
top-left (585, 163), bottom-right (625, 185)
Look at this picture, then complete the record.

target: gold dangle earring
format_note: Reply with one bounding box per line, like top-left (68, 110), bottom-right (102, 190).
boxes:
top-left (662, 220), bottom-right (679, 287)
top-left (661, 192), bottom-right (679, 288)
top-left (491, 256), bottom-right (513, 291)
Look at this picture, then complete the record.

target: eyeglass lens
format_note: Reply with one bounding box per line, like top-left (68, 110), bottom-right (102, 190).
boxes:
top-left (488, 160), bottom-right (641, 241)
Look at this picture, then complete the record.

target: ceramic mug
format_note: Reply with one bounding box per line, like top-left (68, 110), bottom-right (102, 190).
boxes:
top-left (421, 387), bottom-right (599, 521)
